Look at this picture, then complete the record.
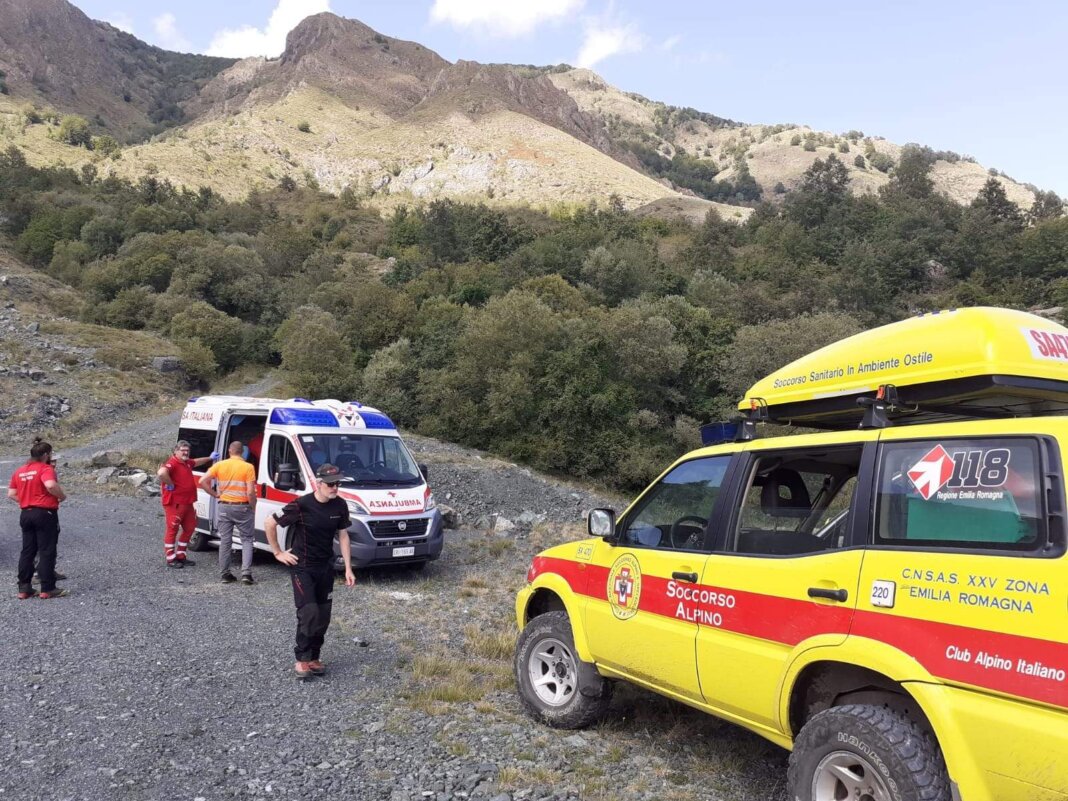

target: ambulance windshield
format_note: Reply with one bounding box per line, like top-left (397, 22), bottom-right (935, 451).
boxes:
top-left (298, 433), bottom-right (423, 487)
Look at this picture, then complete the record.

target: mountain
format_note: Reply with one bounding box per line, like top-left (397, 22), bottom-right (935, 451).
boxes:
top-left (0, 1), bottom-right (1041, 213)
top-left (0, 0), bottom-right (235, 140)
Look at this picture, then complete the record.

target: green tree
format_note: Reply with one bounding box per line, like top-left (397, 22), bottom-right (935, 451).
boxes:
top-left (169, 301), bottom-right (251, 372)
top-left (91, 135), bottom-right (121, 157)
top-left (716, 313), bottom-right (864, 402)
top-left (1028, 190), bottom-right (1064, 224)
top-left (274, 306), bottom-right (359, 398)
top-left (889, 145), bottom-right (935, 199)
top-left (57, 115), bottom-right (92, 148)
top-left (973, 177), bottom-right (1024, 229)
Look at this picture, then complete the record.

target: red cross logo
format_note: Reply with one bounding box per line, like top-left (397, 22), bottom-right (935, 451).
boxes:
top-left (388, 491), bottom-right (397, 498)
top-left (614, 567), bottom-right (634, 606)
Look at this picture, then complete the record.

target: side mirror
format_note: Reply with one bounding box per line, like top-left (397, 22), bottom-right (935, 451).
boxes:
top-left (588, 508), bottom-right (617, 542)
top-left (419, 463), bottom-right (429, 481)
top-left (274, 463), bottom-right (298, 492)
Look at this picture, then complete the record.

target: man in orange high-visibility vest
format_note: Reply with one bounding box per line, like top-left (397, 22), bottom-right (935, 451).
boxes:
top-left (199, 441), bottom-right (257, 585)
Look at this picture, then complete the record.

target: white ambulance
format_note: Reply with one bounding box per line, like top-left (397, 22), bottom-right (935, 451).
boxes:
top-left (176, 396), bottom-right (444, 569)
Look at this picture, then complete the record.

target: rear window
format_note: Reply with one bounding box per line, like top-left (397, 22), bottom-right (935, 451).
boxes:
top-left (874, 438), bottom-right (1043, 551)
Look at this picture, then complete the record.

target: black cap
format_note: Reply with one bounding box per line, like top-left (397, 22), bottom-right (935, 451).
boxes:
top-left (315, 463), bottom-right (344, 484)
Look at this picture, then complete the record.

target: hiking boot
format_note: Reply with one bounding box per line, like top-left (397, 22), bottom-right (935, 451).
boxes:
top-left (294, 661), bottom-right (314, 679)
top-left (308, 660), bottom-right (326, 675)
top-left (168, 560), bottom-right (184, 569)
top-left (221, 572), bottom-right (237, 583)
top-left (39, 589), bottom-right (69, 599)
top-left (17, 588), bottom-right (37, 600)
top-left (177, 558), bottom-right (195, 567)
top-left (241, 574), bottom-right (255, 586)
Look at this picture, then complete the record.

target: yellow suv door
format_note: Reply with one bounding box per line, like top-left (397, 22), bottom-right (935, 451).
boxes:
top-left (695, 433), bottom-right (876, 736)
top-left (853, 423), bottom-right (1068, 800)
top-left (583, 454), bottom-right (736, 703)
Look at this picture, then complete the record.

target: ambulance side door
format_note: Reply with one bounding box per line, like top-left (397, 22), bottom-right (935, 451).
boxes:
top-left (695, 439), bottom-right (874, 732)
top-left (254, 433), bottom-right (306, 548)
top-left (583, 453), bottom-right (738, 703)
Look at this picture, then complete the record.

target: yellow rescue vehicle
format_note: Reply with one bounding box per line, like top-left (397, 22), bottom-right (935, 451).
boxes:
top-left (513, 307), bottom-right (1068, 801)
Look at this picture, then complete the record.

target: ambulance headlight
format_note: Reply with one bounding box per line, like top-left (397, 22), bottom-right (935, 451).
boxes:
top-left (424, 492), bottom-right (437, 511)
top-left (346, 499), bottom-right (369, 516)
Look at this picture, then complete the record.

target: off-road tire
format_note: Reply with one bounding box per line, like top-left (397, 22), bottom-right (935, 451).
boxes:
top-left (187, 528), bottom-right (210, 552)
top-left (788, 704), bottom-right (950, 801)
top-left (514, 611), bottom-right (612, 729)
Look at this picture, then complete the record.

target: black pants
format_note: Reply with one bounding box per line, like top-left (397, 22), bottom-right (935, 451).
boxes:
top-left (291, 565), bottom-right (334, 661)
top-left (18, 508), bottom-right (60, 593)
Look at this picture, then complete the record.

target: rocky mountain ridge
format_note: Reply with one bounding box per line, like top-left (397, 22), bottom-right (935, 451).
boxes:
top-left (0, 0), bottom-right (1043, 212)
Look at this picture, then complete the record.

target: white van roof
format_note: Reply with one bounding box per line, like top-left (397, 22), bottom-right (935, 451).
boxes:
top-left (181, 396), bottom-right (398, 432)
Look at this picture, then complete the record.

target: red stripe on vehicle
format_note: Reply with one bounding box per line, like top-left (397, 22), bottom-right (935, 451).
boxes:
top-left (852, 609), bottom-right (1068, 709)
top-left (264, 486), bottom-right (299, 503)
top-left (532, 557), bottom-right (1068, 709)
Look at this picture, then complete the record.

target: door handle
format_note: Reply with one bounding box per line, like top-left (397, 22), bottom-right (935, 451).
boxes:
top-left (259, 482), bottom-right (267, 498)
top-left (808, 587), bottom-right (848, 602)
top-left (672, 571), bottom-right (699, 583)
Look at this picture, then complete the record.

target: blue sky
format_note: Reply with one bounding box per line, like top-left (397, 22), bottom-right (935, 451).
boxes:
top-left (74, 0), bottom-right (1068, 196)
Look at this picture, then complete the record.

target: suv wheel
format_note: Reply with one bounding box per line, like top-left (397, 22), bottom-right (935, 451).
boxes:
top-left (514, 611), bottom-right (612, 729)
top-left (789, 704), bottom-right (950, 801)
top-left (187, 528), bottom-right (210, 552)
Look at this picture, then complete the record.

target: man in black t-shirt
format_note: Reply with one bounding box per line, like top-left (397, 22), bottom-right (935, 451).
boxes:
top-left (265, 463), bottom-right (356, 678)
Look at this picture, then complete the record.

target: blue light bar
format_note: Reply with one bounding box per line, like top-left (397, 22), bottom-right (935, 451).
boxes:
top-left (270, 408), bottom-right (339, 427)
top-left (701, 422), bottom-right (739, 446)
top-left (358, 411), bottom-right (396, 429)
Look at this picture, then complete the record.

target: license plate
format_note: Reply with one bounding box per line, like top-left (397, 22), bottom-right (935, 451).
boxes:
top-left (392, 546), bottom-right (415, 558)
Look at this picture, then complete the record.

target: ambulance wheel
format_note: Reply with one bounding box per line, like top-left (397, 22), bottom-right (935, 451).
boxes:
top-left (187, 529), bottom-right (210, 552)
top-left (788, 704), bottom-right (950, 801)
top-left (514, 611), bottom-right (612, 729)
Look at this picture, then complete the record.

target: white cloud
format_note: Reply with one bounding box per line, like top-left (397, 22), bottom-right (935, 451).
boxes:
top-left (154, 12), bottom-right (191, 52)
top-left (207, 0), bottom-right (332, 58)
top-left (661, 34), bottom-right (681, 51)
top-left (105, 13), bottom-right (135, 35)
top-left (429, 0), bottom-right (584, 38)
top-left (576, 22), bottom-right (644, 69)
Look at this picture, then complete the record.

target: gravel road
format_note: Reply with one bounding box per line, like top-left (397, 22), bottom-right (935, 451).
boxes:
top-left (1, 395), bottom-right (788, 801)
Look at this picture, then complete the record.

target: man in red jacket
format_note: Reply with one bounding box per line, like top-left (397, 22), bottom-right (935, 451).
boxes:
top-left (7, 438), bottom-right (66, 599)
top-left (157, 440), bottom-right (216, 568)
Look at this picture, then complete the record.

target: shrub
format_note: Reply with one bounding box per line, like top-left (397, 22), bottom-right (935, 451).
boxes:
top-left (773, 181), bottom-right (787, 194)
top-left (22, 105), bottom-right (42, 125)
top-left (92, 135), bottom-right (120, 157)
top-left (868, 151), bottom-right (894, 173)
top-left (297, 121), bottom-right (311, 133)
top-left (837, 141), bottom-right (849, 153)
top-left (279, 174), bottom-right (296, 192)
top-left (853, 154), bottom-right (866, 169)
top-left (57, 115), bottom-right (92, 148)
top-left (177, 338), bottom-right (218, 385)
top-left (789, 134), bottom-right (802, 146)
top-left (0, 70), bottom-right (8, 95)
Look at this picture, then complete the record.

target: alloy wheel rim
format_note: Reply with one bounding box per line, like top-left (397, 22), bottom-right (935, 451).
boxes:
top-left (811, 750), bottom-right (893, 801)
top-left (527, 636), bottom-right (577, 707)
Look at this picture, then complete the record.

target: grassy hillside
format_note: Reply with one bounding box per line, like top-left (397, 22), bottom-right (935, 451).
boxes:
top-left (549, 68), bottom-right (1037, 208)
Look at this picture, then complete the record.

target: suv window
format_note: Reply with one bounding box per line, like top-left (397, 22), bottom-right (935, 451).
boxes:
top-left (875, 438), bottom-right (1042, 550)
top-left (267, 434), bottom-right (305, 491)
top-left (732, 447), bottom-right (862, 555)
top-left (620, 456), bottom-right (731, 552)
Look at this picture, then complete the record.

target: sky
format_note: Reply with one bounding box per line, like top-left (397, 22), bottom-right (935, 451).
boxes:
top-left (74, 0), bottom-right (1068, 196)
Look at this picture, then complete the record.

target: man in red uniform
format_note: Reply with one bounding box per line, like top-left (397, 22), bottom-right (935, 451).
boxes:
top-left (7, 438), bottom-right (66, 599)
top-left (157, 440), bottom-right (216, 569)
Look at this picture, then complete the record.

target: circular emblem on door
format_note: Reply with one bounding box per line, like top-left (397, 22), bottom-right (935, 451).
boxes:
top-left (398, 520), bottom-right (407, 532)
top-left (607, 553), bottom-right (642, 620)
